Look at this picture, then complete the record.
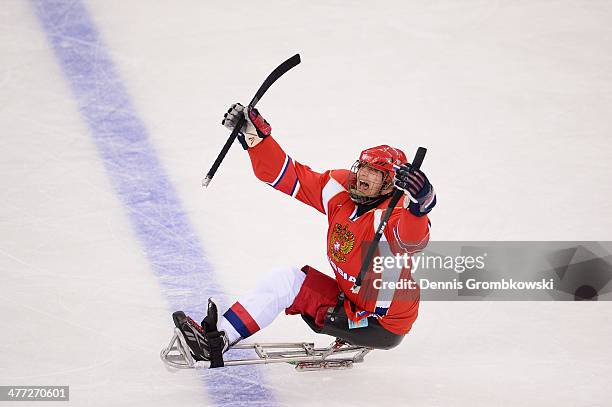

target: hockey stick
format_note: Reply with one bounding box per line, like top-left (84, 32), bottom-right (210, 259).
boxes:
top-left (351, 147), bottom-right (427, 294)
top-left (202, 54), bottom-right (302, 187)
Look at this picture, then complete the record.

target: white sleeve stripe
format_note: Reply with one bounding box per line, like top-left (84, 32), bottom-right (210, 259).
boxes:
top-left (393, 225), bottom-right (430, 252)
top-left (321, 178), bottom-right (345, 215)
top-left (291, 180), bottom-right (301, 198)
top-left (267, 154), bottom-right (290, 187)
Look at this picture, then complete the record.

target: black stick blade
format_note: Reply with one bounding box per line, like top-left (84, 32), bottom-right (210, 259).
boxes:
top-left (250, 54), bottom-right (301, 107)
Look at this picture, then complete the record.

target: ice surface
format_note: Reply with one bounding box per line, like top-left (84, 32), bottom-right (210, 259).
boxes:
top-left (1, 1), bottom-right (611, 406)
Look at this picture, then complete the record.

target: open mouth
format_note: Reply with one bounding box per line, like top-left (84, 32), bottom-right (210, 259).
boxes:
top-left (358, 180), bottom-right (371, 191)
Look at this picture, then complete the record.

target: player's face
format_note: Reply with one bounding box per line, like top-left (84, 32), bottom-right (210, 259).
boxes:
top-left (356, 165), bottom-right (385, 197)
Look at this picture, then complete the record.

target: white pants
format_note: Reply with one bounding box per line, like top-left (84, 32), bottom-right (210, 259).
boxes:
top-left (217, 266), bottom-right (306, 344)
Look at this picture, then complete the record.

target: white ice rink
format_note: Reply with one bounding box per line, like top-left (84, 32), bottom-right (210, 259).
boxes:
top-left (2, 1), bottom-right (612, 406)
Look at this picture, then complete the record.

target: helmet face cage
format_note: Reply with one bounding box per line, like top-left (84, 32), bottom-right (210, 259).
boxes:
top-left (348, 160), bottom-right (393, 205)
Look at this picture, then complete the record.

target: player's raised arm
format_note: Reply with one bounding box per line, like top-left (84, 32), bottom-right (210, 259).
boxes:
top-left (222, 103), bottom-right (331, 214)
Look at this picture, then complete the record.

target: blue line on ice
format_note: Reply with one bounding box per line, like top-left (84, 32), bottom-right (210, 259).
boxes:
top-left (32, 1), bottom-right (278, 405)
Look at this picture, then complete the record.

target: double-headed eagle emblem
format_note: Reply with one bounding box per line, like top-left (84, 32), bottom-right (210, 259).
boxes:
top-left (328, 223), bottom-right (355, 263)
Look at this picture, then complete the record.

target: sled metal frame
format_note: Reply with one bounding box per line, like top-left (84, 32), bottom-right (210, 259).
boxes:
top-left (160, 328), bottom-right (372, 371)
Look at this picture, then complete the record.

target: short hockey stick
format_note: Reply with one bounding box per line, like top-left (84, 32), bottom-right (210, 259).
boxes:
top-left (351, 147), bottom-right (427, 293)
top-left (202, 54), bottom-right (301, 187)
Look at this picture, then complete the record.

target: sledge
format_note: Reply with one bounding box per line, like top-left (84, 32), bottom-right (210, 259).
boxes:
top-left (160, 328), bottom-right (372, 371)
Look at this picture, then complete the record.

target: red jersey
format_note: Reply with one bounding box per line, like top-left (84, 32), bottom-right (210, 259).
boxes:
top-left (248, 136), bottom-right (430, 335)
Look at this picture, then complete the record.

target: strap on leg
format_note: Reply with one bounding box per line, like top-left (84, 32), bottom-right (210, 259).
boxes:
top-left (202, 298), bottom-right (225, 368)
top-left (206, 331), bottom-right (225, 368)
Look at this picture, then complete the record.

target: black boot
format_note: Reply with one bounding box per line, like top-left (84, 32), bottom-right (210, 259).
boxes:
top-left (173, 299), bottom-right (229, 367)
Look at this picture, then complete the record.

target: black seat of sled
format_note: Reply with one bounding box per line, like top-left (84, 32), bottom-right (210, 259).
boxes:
top-left (301, 300), bottom-right (404, 350)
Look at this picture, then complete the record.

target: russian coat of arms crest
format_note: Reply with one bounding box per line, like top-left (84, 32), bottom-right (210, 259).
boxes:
top-left (328, 223), bottom-right (355, 263)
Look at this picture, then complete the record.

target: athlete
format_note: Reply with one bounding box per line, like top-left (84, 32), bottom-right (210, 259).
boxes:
top-left (172, 104), bottom-right (436, 362)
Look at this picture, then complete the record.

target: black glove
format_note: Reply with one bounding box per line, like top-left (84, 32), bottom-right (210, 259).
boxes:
top-left (394, 164), bottom-right (436, 217)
